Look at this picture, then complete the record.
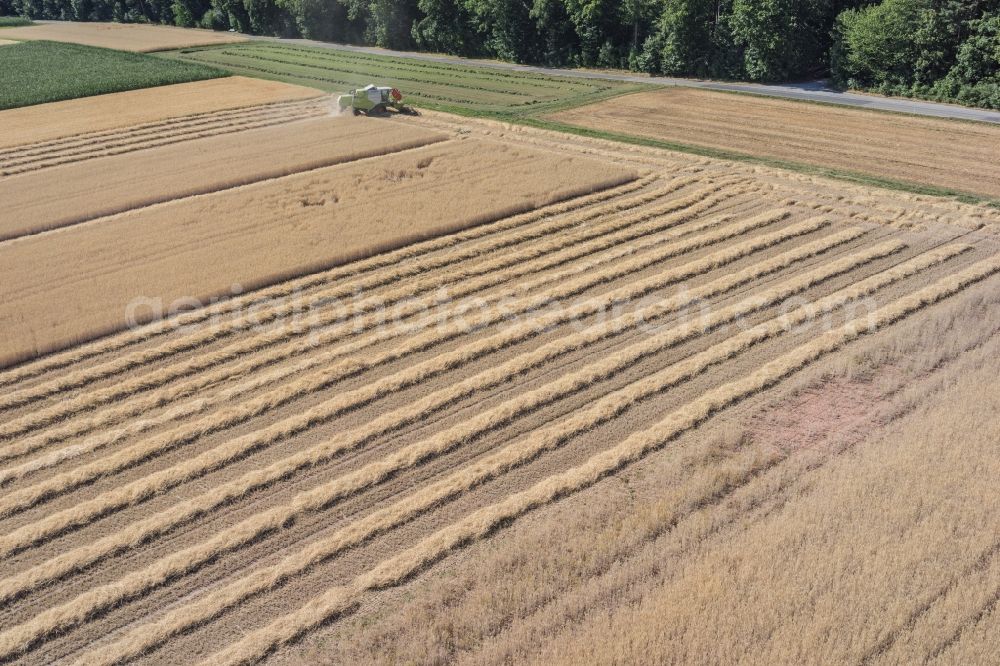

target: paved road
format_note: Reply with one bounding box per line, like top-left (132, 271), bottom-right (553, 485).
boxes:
top-left (249, 35), bottom-right (1000, 124)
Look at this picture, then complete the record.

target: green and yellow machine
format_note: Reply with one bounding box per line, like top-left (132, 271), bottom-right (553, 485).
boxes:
top-left (337, 84), bottom-right (413, 115)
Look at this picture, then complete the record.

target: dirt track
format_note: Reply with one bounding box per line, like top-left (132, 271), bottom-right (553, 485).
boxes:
top-left (2, 111), bottom-right (1000, 664)
top-left (552, 88), bottom-right (1000, 198)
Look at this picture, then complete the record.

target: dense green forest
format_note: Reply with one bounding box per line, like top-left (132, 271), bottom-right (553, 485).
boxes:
top-left (3, 0), bottom-right (999, 107)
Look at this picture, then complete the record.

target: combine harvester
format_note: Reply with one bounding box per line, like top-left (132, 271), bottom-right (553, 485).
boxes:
top-left (338, 85), bottom-right (416, 116)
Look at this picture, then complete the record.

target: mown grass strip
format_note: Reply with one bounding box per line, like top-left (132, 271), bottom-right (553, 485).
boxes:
top-left (201, 249), bottom-right (999, 666)
top-left (166, 43), bottom-right (645, 116)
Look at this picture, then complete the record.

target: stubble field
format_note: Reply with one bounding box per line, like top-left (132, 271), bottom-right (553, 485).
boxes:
top-left (2, 82), bottom-right (1000, 664)
top-left (0, 76), bottom-right (322, 147)
top-left (0, 20), bottom-right (247, 51)
top-left (553, 87), bottom-right (1000, 199)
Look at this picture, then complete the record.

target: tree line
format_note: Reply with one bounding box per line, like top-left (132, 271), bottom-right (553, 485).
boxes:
top-left (3, 0), bottom-right (999, 108)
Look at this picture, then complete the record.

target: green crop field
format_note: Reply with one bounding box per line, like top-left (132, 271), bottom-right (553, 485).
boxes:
top-left (0, 41), bottom-right (227, 110)
top-left (161, 42), bottom-right (647, 118)
top-left (0, 16), bottom-right (32, 27)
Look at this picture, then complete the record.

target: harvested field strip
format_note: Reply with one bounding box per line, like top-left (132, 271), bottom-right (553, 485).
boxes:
top-left (0, 225), bottom-right (867, 550)
top-left (0, 141), bottom-right (635, 369)
top-left (0, 175), bottom-right (656, 389)
top-left (0, 177), bottom-right (719, 418)
top-left (0, 119), bottom-right (446, 240)
top-left (0, 218), bottom-right (846, 491)
top-left (0, 76), bottom-right (323, 150)
top-left (0, 97), bottom-right (323, 161)
top-left (0, 215), bottom-right (824, 530)
top-left (552, 88), bottom-right (1000, 199)
top-left (0, 236), bottom-right (910, 612)
top-left (195, 254), bottom-right (1000, 666)
top-left (0, 98), bottom-right (327, 169)
top-left (0, 194), bottom-right (749, 460)
top-left (0, 104), bottom-right (330, 178)
top-left (49, 242), bottom-right (967, 666)
top-left (0, 181), bottom-right (749, 452)
top-left (0, 178), bottom-right (694, 432)
top-left (0, 203), bottom-right (747, 465)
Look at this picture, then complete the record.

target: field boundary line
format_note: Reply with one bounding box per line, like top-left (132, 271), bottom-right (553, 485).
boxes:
top-left (528, 117), bottom-right (1000, 207)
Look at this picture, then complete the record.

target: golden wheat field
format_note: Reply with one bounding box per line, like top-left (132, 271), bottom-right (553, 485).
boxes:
top-left (0, 20), bottom-right (247, 51)
top-left (2, 94), bottom-right (1000, 665)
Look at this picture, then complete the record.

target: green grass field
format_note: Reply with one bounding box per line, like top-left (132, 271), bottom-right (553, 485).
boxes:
top-left (162, 42), bottom-right (647, 118)
top-left (0, 40), bottom-right (227, 110)
top-left (0, 16), bottom-right (32, 27)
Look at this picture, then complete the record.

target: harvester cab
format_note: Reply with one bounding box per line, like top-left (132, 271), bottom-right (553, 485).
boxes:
top-left (337, 84), bottom-right (412, 116)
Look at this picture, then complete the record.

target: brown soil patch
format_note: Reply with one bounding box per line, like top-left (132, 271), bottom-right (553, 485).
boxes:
top-left (746, 373), bottom-right (891, 454)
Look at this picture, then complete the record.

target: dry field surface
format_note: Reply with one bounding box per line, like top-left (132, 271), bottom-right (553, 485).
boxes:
top-left (0, 39), bottom-right (16, 47)
top-left (2, 109), bottom-right (1000, 664)
top-left (0, 76), bottom-right (322, 149)
top-left (0, 115), bottom-right (438, 238)
top-left (0, 123), bottom-right (630, 366)
top-left (553, 88), bottom-right (1000, 199)
top-left (0, 20), bottom-right (247, 51)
